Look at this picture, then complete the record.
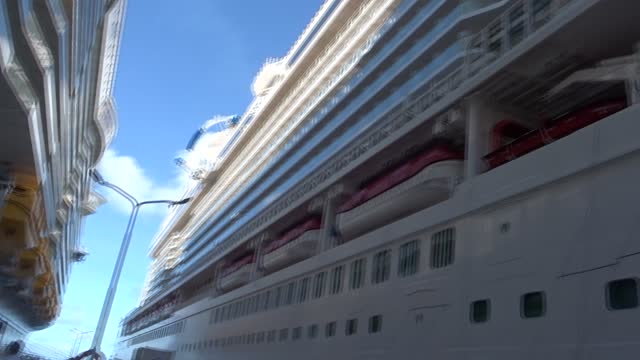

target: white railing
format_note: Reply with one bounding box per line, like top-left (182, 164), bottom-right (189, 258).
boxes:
top-left (204, 0), bottom-right (576, 256)
top-left (184, 0), bottom-right (385, 241)
top-left (167, 0), bottom-right (578, 293)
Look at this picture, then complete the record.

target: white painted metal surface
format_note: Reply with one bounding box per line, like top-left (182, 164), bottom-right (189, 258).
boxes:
top-left (114, 0), bottom-right (640, 358)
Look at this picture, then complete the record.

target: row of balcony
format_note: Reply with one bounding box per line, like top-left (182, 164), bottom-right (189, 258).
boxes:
top-left (215, 143), bottom-right (463, 291)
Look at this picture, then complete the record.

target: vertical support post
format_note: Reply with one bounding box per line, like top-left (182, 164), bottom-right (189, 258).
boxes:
top-left (465, 96), bottom-right (503, 178)
top-left (465, 96), bottom-right (485, 178)
top-left (320, 197), bottom-right (337, 251)
top-left (627, 43), bottom-right (640, 105)
top-left (209, 266), bottom-right (219, 298)
top-left (251, 233), bottom-right (268, 281)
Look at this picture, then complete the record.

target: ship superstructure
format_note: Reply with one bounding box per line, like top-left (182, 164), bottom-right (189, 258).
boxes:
top-left (116, 0), bottom-right (640, 359)
top-left (0, 0), bottom-right (126, 345)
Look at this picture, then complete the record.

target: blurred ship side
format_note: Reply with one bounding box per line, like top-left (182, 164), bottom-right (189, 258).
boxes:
top-left (0, 0), bottom-right (126, 344)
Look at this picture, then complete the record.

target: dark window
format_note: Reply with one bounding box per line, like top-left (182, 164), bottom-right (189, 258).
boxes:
top-left (349, 258), bottom-right (366, 290)
top-left (330, 265), bottom-right (344, 294)
top-left (521, 291), bottom-right (546, 318)
top-left (262, 290), bottom-right (270, 311)
top-left (325, 321), bottom-right (336, 338)
top-left (298, 277), bottom-right (310, 302)
top-left (345, 318), bottom-right (358, 336)
top-left (398, 240), bottom-right (420, 277)
top-left (279, 328), bottom-right (288, 342)
top-left (275, 286), bottom-right (283, 308)
top-left (285, 282), bottom-right (296, 305)
top-left (372, 250), bottom-right (391, 284)
top-left (607, 278), bottom-right (639, 310)
top-left (313, 272), bottom-right (326, 298)
top-left (368, 315), bottom-right (383, 333)
top-left (267, 329), bottom-right (277, 343)
top-left (257, 331), bottom-right (265, 343)
top-left (470, 299), bottom-right (491, 323)
top-left (292, 326), bottom-right (302, 340)
top-left (308, 324), bottom-right (318, 339)
top-left (430, 228), bottom-right (455, 268)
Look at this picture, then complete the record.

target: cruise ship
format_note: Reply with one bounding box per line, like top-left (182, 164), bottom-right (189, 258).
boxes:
top-left (0, 0), bottom-right (125, 348)
top-left (114, 0), bottom-right (640, 359)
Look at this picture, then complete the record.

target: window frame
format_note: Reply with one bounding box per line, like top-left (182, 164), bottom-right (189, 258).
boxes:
top-left (521, 291), bottom-right (546, 319)
top-left (371, 249), bottom-right (391, 284)
top-left (606, 278), bottom-right (639, 311)
top-left (470, 299), bottom-right (491, 323)
top-left (398, 240), bottom-right (420, 277)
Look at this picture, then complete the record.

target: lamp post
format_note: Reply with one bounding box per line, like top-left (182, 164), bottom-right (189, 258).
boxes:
top-left (87, 170), bottom-right (191, 357)
top-left (69, 329), bottom-right (93, 357)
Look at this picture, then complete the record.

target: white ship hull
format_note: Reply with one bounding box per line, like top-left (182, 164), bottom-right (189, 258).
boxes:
top-left (115, 105), bottom-right (640, 359)
top-left (114, 0), bottom-right (640, 358)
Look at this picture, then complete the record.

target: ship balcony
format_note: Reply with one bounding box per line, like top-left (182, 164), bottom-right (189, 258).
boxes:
top-left (336, 146), bottom-right (464, 240)
top-left (262, 229), bottom-right (321, 272)
top-left (218, 262), bottom-right (253, 291)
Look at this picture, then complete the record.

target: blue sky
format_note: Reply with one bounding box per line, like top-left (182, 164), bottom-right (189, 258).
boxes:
top-left (29, 0), bottom-right (322, 356)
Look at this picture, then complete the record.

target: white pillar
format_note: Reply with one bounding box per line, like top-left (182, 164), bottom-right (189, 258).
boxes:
top-left (252, 233), bottom-right (269, 280)
top-left (627, 43), bottom-right (640, 105)
top-left (465, 96), bottom-right (490, 178)
top-left (320, 198), bottom-right (337, 251)
top-left (465, 96), bottom-right (516, 178)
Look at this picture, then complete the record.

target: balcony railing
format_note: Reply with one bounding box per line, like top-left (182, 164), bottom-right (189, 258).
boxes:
top-left (168, 0), bottom-right (579, 295)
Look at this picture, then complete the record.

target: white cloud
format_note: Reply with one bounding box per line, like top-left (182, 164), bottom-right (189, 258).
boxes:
top-left (97, 115), bottom-right (236, 216)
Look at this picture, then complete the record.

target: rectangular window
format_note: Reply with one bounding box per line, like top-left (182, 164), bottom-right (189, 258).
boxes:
top-left (521, 291), bottom-right (546, 318)
top-left (275, 286), bottom-right (283, 308)
top-left (252, 295), bottom-right (260, 313)
top-left (368, 315), bottom-right (382, 333)
top-left (279, 328), bottom-right (288, 342)
top-left (607, 278), bottom-right (639, 310)
top-left (307, 324), bottom-right (318, 339)
top-left (257, 331), bottom-right (265, 343)
top-left (313, 272), bottom-right (326, 298)
top-left (372, 250), bottom-right (391, 284)
top-left (292, 326), bottom-right (302, 341)
top-left (398, 240), bottom-right (419, 277)
top-left (285, 282), bottom-right (296, 305)
top-left (262, 291), bottom-right (270, 311)
top-left (470, 299), bottom-right (491, 323)
top-left (430, 228), bottom-right (455, 268)
top-left (232, 302), bottom-right (238, 319)
top-left (243, 298), bottom-right (250, 316)
top-left (267, 330), bottom-right (276, 343)
top-left (325, 321), bottom-right (336, 338)
top-left (345, 318), bottom-right (358, 336)
top-left (330, 265), bottom-right (344, 295)
top-left (298, 277), bottom-right (310, 303)
top-left (349, 258), bottom-right (366, 290)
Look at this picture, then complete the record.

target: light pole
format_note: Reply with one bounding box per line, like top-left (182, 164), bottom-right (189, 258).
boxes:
top-left (69, 329), bottom-right (93, 357)
top-left (87, 170), bottom-right (191, 357)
